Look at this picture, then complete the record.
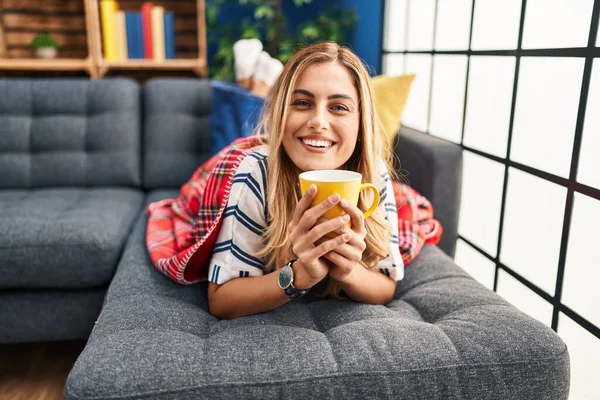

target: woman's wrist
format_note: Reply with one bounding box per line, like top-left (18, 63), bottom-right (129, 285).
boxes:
top-left (292, 259), bottom-right (321, 289)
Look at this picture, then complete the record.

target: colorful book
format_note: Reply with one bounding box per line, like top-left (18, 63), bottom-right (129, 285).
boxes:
top-left (99, 0), bottom-right (118, 60)
top-left (125, 12), bottom-right (144, 59)
top-left (114, 11), bottom-right (128, 61)
top-left (164, 11), bottom-right (176, 59)
top-left (141, 2), bottom-right (154, 59)
top-left (151, 5), bottom-right (165, 60)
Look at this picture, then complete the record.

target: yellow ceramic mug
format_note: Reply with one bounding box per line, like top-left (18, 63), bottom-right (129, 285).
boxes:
top-left (299, 170), bottom-right (380, 223)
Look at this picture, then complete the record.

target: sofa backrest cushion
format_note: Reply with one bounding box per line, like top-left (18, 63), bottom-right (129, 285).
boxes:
top-left (143, 78), bottom-right (212, 190)
top-left (0, 78), bottom-right (141, 189)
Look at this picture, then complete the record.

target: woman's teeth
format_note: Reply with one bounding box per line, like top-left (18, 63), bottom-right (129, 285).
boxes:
top-left (301, 138), bottom-right (333, 148)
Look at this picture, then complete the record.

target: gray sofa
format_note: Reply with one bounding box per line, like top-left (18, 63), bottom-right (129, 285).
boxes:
top-left (0, 78), bottom-right (144, 342)
top-left (0, 78), bottom-right (569, 399)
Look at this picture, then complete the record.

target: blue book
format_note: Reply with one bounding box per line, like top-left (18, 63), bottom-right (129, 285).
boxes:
top-left (125, 12), bottom-right (144, 59)
top-left (134, 12), bottom-right (144, 59)
top-left (164, 12), bottom-right (176, 59)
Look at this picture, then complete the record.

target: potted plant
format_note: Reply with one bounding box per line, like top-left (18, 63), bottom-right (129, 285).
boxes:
top-left (31, 34), bottom-right (58, 59)
top-left (207, 0), bottom-right (357, 81)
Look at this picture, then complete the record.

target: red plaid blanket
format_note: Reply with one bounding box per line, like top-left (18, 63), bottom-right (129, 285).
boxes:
top-left (146, 136), bottom-right (443, 285)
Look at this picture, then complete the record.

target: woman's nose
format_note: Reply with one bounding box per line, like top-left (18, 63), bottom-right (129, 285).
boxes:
top-left (307, 107), bottom-right (329, 131)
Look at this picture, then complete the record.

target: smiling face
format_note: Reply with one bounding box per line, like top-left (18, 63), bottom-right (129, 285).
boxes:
top-left (281, 61), bottom-right (360, 172)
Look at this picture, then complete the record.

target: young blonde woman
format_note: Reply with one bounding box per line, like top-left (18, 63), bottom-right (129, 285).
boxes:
top-left (206, 42), bottom-right (404, 319)
top-left (145, 42), bottom-right (442, 320)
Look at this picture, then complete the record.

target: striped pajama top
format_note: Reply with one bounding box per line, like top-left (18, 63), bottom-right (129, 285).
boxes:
top-left (207, 145), bottom-right (404, 285)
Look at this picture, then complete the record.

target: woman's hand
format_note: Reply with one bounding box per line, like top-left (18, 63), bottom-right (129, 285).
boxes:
top-left (323, 199), bottom-right (368, 284)
top-left (288, 185), bottom-right (352, 287)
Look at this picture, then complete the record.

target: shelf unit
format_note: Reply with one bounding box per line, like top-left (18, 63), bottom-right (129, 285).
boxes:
top-left (0, 0), bottom-right (207, 79)
top-left (0, 57), bottom-right (95, 72)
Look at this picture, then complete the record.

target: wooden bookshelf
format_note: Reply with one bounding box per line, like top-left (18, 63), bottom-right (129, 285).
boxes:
top-left (87, 0), bottom-right (207, 78)
top-left (0, 0), bottom-right (208, 79)
top-left (98, 58), bottom-right (206, 76)
top-left (0, 0), bottom-right (92, 76)
top-left (0, 57), bottom-right (95, 73)
top-left (0, 59), bottom-right (97, 78)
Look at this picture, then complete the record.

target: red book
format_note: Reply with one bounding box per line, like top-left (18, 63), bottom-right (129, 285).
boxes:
top-left (141, 2), bottom-right (154, 59)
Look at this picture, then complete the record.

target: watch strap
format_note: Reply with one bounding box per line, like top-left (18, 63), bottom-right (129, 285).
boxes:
top-left (284, 285), bottom-right (310, 299)
top-left (282, 259), bottom-right (310, 299)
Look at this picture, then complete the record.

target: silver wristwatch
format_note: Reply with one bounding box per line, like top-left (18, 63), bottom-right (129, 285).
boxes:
top-left (277, 259), bottom-right (310, 299)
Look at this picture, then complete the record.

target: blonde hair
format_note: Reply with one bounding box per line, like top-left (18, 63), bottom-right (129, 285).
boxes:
top-left (254, 42), bottom-right (397, 297)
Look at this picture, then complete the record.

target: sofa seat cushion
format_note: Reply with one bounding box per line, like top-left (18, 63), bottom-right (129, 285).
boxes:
top-left (0, 288), bottom-right (107, 343)
top-left (0, 187), bottom-right (144, 289)
top-left (64, 191), bottom-right (569, 400)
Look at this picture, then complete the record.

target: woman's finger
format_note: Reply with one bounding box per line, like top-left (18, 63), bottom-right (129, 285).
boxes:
top-left (314, 217), bottom-right (329, 226)
top-left (307, 214), bottom-right (350, 244)
top-left (315, 217), bottom-right (348, 237)
top-left (313, 226), bottom-right (352, 247)
top-left (323, 250), bottom-right (347, 267)
top-left (298, 193), bottom-right (341, 231)
top-left (290, 184), bottom-right (317, 229)
top-left (309, 230), bottom-right (351, 259)
top-left (339, 199), bottom-right (366, 233)
top-left (329, 242), bottom-right (363, 264)
top-left (341, 227), bottom-right (367, 251)
top-left (292, 214), bottom-right (347, 259)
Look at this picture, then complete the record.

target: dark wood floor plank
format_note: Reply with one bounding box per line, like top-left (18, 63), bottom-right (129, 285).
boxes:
top-left (0, 341), bottom-right (85, 400)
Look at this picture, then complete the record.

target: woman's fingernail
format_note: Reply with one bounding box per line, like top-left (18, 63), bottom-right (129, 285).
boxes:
top-left (329, 194), bottom-right (340, 203)
top-left (308, 184), bottom-right (316, 194)
top-left (341, 199), bottom-right (348, 207)
top-left (343, 233), bottom-right (351, 240)
top-left (341, 214), bottom-right (350, 221)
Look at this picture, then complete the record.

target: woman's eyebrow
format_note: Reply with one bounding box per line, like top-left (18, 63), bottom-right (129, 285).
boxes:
top-left (328, 94), bottom-right (355, 104)
top-left (292, 89), bottom-right (315, 98)
top-left (292, 89), bottom-right (356, 105)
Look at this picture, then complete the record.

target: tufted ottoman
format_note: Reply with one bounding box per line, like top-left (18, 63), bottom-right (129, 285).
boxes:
top-left (64, 191), bottom-right (570, 400)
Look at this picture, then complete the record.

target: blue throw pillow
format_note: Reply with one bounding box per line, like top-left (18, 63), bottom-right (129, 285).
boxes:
top-left (210, 81), bottom-right (265, 154)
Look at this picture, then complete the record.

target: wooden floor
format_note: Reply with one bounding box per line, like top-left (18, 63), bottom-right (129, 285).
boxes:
top-left (0, 341), bottom-right (86, 400)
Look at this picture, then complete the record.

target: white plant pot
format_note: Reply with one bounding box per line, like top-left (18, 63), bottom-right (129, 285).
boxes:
top-left (36, 47), bottom-right (57, 59)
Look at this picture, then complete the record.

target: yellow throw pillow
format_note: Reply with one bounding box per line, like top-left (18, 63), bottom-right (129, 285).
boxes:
top-left (370, 74), bottom-right (415, 142)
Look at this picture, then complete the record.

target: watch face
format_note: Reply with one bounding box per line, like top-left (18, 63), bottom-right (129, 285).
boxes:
top-left (278, 264), bottom-right (293, 289)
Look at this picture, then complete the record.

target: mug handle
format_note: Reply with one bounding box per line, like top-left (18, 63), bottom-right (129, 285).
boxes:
top-left (359, 183), bottom-right (380, 218)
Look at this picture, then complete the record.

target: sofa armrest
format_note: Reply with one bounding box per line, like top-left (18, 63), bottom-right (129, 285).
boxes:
top-left (392, 126), bottom-right (463, 258)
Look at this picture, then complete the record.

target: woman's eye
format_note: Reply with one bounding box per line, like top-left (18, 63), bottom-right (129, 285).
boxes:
top-left (292, 100), bottom-right (311, 107)
top-left (331, 104), bottom-right (349, 112)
